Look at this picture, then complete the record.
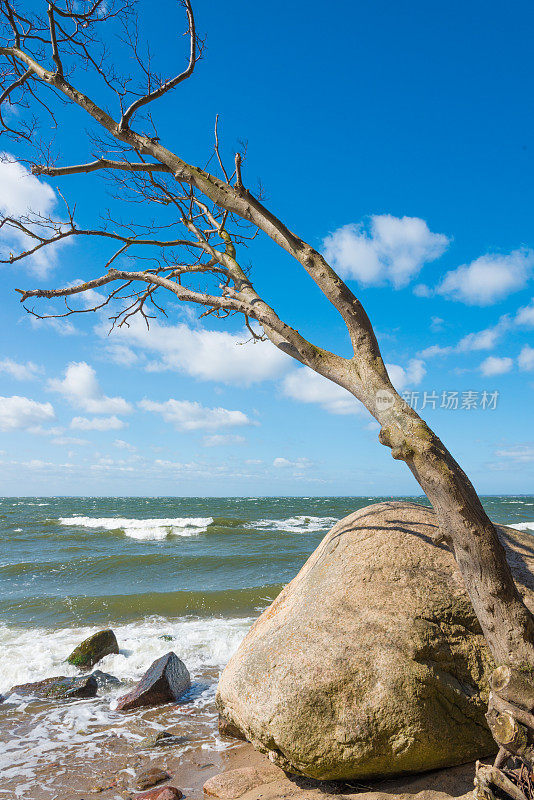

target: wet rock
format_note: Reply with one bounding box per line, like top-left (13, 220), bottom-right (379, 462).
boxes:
top-left (133, 788), bottom-right (183, 800)
top-left (90, 669), bottom-right (121, 688)
top-left (135, 767), bottom-right (171, 790)
top-left (67, 629), bottom-right (119, 670)
top-left (218, 713), bottom-right (247, 740)
top-left (159, 634), bottom-right (174, 641)
top-left (117, 652), bottom-right (190, 711)
top-left (11, 674), bottom-right (98, 699)
top-left (137, 731), bottom-right (188, 749)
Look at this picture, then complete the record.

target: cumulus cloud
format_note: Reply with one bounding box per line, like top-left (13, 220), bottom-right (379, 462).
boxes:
top-left (0, 358), bottom-right (41, 380)
top-left (323, 215), bottom-right (449, 288)
top-left (0, 395), bottom-right (54, 431)
top-left (0, 155), bottom-right (62, 276)
top-left (516, 299), bottom-right (534, 327)
top-left (71, 415), bottom-right (126, 431)
top-left (282, 368), bottom-right (361, 415)
top-left (283, 360), bottom-right (424, 414)
top-left (95, 316), bottom-right (290, 385)
top-left (479, 356), bottom-right (513, 376)
top-left (420, 317), bottom-right (511, 359)
top-left (438, 249), bottom-right (534, 305)
top-left (386, 359), bottom-right (426, 391)
top-left (519, 345), bottom-right (534, 372)
top-left (273, 457), bottom-right (312, 469)
top-left (139, 399), bottom-right (253, 431)
top-left (49, 362), bottom-right (132, 414)
top-left (203, 434), bottom-right (246, 447)
top-left (494, 445), bottom-right (534, 463)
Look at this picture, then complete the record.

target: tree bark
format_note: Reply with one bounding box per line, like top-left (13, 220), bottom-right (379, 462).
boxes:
top-left (2, 5), bottom-right (534, 675)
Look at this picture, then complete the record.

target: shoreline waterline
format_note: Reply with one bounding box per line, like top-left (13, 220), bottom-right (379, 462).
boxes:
top-left (1, 495), bottom-right (533, 797)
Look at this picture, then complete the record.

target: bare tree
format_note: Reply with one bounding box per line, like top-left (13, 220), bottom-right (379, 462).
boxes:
top-left (1, 1), bottom-right (534, 790)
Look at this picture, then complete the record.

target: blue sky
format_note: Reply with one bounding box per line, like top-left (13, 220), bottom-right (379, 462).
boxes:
top-left (0, 0), bottom-right (533, 496)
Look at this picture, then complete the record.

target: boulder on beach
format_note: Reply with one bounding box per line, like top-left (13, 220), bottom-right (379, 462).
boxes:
top-left (217, 501), bottom-right (534, 780)
top-left (12, 674), bottom-right (98, 699)
top-left (67, 629), bottom-right (119, 670)
top-left (117, 651), bottom-right (190, 711)
top-left (218, 713), bottom-right (247, 740)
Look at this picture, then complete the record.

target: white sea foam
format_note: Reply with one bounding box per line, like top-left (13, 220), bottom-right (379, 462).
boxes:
top-left (0, 616), bottom-right (252, 790)
top-left (58, 516), bottom-right (214, 540)
top-left (249, 515), bottom-right (339, 534)
top-left (511, 521), bottom-right (534, 531)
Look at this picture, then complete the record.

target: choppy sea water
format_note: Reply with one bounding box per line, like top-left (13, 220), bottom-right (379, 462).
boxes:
top-left (0, 495), bottom-right (533, 797)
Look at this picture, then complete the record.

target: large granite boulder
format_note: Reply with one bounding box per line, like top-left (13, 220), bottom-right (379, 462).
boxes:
top-left (217, 501), bottom-right (534, 780)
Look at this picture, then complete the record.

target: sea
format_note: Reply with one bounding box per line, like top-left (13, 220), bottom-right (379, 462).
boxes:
top-left (0, 495), bottom-right (533, 798)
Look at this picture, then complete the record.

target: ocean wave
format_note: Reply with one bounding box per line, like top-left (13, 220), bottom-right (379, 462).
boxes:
top-left (0, 585), bottom-right (284, 625)
top-left (58, 516), bottom-right (213, 540)
top-left (247, 515), bottom-right (339, 533)
top-left (0, 615), bottom-right (252, 791)
top-left (512, 521), bottom-right (534, 531)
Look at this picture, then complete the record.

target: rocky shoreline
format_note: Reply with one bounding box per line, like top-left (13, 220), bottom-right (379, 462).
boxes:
top-left (4, 501), bottom-right (532, 798)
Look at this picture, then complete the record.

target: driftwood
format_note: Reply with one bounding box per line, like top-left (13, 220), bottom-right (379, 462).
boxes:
top-left (475, 762), bottom-right (529, 800)
top-left (476, 668), bottom-right (534, 800)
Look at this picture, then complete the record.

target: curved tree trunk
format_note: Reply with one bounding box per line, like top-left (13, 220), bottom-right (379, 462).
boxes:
top-left (2, 0), bottom-right (534, 678)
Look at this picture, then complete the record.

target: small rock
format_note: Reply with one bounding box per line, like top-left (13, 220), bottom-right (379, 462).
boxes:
top-left (117, 652), bottom-right (190, 711)
top-left (90, 670), bottom-right (121, 688)
top-left (134, 788), bottom-right (183, 800)
top-left (218, 714), bottom-right (247, 740)
top-left (203, 765), bottom-right (283, 799)
top-left (159, 634), bottom-right (174, 642)
top-left (137, 731), bottom-right (187, 749)
top-left (135, 767), bottom-right (171, 790)
top-left (90, 777), bottom-right (118, 793)
top-left (12, 675), bottom-right (98, 699)
top-left (67, 629), bottom-right (119, 670)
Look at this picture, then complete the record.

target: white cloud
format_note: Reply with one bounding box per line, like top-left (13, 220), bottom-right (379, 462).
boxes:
top-left (29, 316), bottom-right (77, 336)
top-left (0, 358), bottom-right (41, 380)
top-left (419, 344), bottom-right (454, 359)
top-left (495, 446), bottom-right (534, 463)
top-left (283, 360), bottom-right (424, 413)
top-left (479, 356), bottom-right (513, 376)
top-left (51, 436), bottom-right (89, 446)
top-left (438, 249), bottom-right (534, 305)
top-left (0, 155), bottom-right (62, 276)
top-left (139, 399), bottom-right (253, 431)
top-left (282, 368), bottom-right (361, 415)
top-left (96, 316), bottom-right (290, 385)
top-left (413, 283), bottom-right (432, 298)
top-left (421, 317), bottom-right (510, 360)
top-left (273, 457), bottom-right (312, 469)
top-left (457, 318), bottom-right (511, 352)
top-left (113, 439), bottom-right (137, 451)
top-left (49, 362), bottom-right (132, 414)
top-left (71, 415), bottom-right (126, 431)
top-left (323, 215), bottom-right (449, 288)
top-left (0, 395), bottom-right (54, 431)
top-left (518, 345), bottom-right (534, 372)
top-left (203, 434), bottom-right (246, 447)
top-left (516, 299), bottom-right (534, 327)
top-left (386, 359), bottom-right (426, 391)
